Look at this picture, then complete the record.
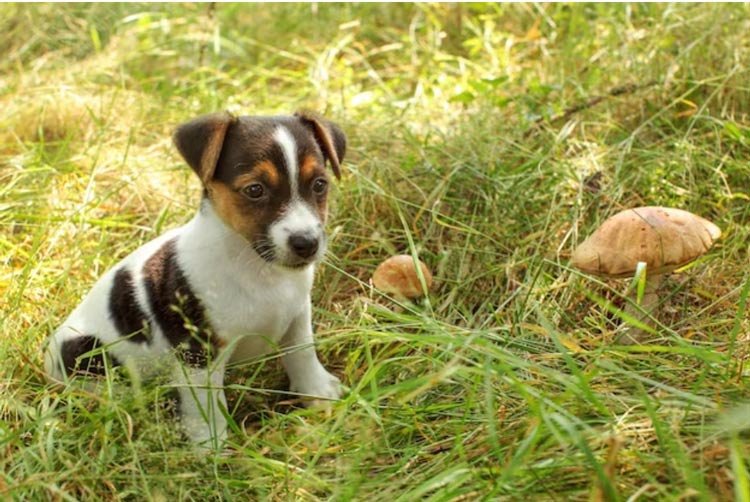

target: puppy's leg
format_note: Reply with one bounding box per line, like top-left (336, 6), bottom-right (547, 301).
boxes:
top-left (172, 362), bottom-right (228, 449)
top-left (281, 303), bottom-right (342, 405)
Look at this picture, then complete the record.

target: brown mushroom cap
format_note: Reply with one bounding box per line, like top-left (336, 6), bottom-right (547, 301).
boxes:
top-left (372, 255), bottom-right (433, 299)
top-left (571, 206), bottom-right (721, 278)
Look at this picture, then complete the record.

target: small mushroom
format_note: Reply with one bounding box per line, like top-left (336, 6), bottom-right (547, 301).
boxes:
top-left (571, 206), bottom-right (721, 343)
top-left (372, 255), bottom-right (433, 300)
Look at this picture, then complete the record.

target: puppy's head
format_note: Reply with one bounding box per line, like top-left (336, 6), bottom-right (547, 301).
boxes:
top-left (173, 111), bottom-right (346, 269)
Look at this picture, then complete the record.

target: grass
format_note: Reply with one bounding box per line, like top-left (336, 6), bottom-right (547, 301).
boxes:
top-left (2, 2), bottom-right (750, 501)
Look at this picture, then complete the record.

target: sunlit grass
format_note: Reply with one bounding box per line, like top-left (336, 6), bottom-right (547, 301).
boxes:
top-left (2, 3), bottom-right (749, 501)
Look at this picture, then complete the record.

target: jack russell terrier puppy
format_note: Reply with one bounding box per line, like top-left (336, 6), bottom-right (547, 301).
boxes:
top-left (43, 111), bottom-right (346, 447)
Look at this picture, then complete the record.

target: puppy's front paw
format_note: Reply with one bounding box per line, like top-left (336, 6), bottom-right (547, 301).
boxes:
top-left (290, 367), bottom-right (342, 407)
top-left (181, 416), bottom-right (228, 452)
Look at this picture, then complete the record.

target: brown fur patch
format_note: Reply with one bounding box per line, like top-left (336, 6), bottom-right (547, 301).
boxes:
top-left (208, 182), bottom-right (258, 238)
top-left (207, 178), bottom-right (286, 256)
top-left (234, 161), bottom-right (280, 189)
top-left (299, 155), bottom-right (321, 184)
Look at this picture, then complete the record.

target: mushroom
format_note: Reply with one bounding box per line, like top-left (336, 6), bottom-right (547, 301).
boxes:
top-left (372, 255), bottom-right (433, 301)
top-left (571, 206), bottom-right (721, 343)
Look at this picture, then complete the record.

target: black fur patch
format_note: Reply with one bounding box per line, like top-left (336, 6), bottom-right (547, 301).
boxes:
top-left (60, 335), bottom-right (120, 376)
top-left (109, 268), bottom-right (150, 343)
top-left (142, 238), bottom-right (222, 367)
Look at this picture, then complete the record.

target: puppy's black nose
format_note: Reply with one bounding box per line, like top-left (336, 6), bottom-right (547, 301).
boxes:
top-left (288, 234), bottom-right (319, 259)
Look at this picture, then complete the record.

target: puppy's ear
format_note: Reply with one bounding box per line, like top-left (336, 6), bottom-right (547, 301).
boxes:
top-left (173, 112), bottom-right (236, 185)
top-left (295, 111), bottom-right (346, 180)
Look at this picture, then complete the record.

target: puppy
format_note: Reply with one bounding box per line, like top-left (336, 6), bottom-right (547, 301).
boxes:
top-left (43, 111), bottom-right (346, 447)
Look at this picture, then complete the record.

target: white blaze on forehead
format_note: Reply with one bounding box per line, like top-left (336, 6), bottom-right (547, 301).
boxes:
top-left (274, 126), bottom-right (298, 195)
top-left (270, 125), bottom-right (326, 264)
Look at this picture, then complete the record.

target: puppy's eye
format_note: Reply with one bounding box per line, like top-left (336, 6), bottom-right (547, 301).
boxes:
top-left (312, 178), bottom-right (328, 195)
top-left (242, 183), bottom-right (265, 200)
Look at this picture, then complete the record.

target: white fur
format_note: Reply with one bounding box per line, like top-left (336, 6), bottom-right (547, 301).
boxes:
top-left (269, 202), bottom-right (326, 264)
top-left (268, 125), bottom-right (326, 265)
top-left (274, 126), bottom-right (298, 193)
top-left (44, 201), bottom-right (342, 448)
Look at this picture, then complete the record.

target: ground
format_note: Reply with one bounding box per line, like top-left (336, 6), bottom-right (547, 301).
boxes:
top-left (1, 3), bottom-right (749, 501)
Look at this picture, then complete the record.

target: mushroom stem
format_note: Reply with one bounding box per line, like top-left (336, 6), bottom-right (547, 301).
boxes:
top-left (621, 273), bottom-right (662, 344)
